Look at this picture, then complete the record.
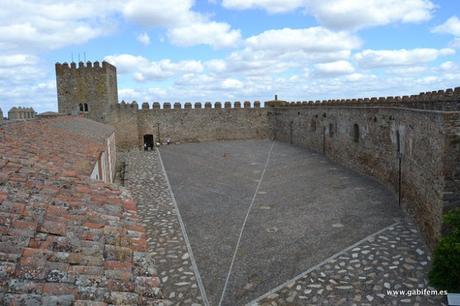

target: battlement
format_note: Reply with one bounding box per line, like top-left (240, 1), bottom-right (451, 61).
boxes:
top-left (55, 61), bottom-right (116, 73)
top-left (273, 87), bottom-right (460, 111)
top-left (7, 106), bottom-right (36, 120)
top-left (117, 100), bottom-right (264, 110)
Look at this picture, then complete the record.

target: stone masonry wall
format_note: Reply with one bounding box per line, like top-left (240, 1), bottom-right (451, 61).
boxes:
top-left (56, 61), bottom-right (118, 122)
top-left (269, 104), bottom-right (460, 248)
top-left (109, 101), bottom-right (271, 150)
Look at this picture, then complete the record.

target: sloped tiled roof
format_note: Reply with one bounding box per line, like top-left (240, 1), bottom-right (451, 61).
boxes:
top-left (0, 116), bottom-right (161, 305)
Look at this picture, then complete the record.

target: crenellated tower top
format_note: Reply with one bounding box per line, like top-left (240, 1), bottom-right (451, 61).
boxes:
top-left (55, 61), bottom-right (118, 122)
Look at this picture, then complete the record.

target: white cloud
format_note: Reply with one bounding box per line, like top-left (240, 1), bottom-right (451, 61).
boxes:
top-left (222, 78), bottom-right (243, 89)
top-left (354, 48), bottom-right (455, 68)
top-left (246, 27), bottom-right (361, 52)
top-left (123, 0), bottom-right (193, 27)
top-left (222, 0), bottom-right (305, 13)
top-left (104, 54), bottom-right (204, 81)
top-left (439, 61), bottom-right (458, 71)
top-left (206, 59), bottom-right (228, 72)
top-left (222, 0), bottom-right (435, 30)
top-left (432, 16), bottom-right (460, 37)
top-left (314, 60), bottom-right (355, 76)
top-left (0, 54), bottom-right (38, 67)
top-left (168, 20), bottom-right (241, 48)
top-left (137, 32), bottom-right (151, 45)
top-left (388, 66), bottom-right (427, 75)
top-left (0, 1), bottom-right (240, 51)
top-left (123, 0), bottom-right (241, 48)
top-left (305, 0), bottom-right (435, 30)
top-left (0, 0), bottom-right (120, 51)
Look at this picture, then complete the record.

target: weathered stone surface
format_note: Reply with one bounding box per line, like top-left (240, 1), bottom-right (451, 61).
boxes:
top-left (270, 106), bottom-right (460, 248)
top-left (255, 223), bottom-right (446, 306)
top-left (119, 150), bottom-right (204, 305)
top-left (0, 117), bottom-right (166, 305)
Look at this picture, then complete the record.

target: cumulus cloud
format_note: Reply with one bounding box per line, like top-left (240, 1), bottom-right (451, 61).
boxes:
top-left (305, 0), bottom-right (435, 31)
top-left (123, 0), bottom-right (193, 27)
top-left (0, 0), bottom-right (120, 52)
top-left (246, 27), bottom-right (361, 52)
top-left (0, 1), bottom-right (240, 51)
top-left (168, 20), bottom-right (241, 48)
top-left (222, 0), bottom-right (435, 30)
top-left (104, 54), bottom-right (204, 81)
top-left (354, 48), bottom-right (455, 68)
top-left (222, 0), bottom-right (305, 13)
top-left (0, 54), bottom-right (39, 67)
top-left (432, 16), bottom-right (460, 37)
top-left (137, 32), bottom-right (151, 45)
top-left (123, 0), bottom-right (241, 48)
top-left (314, 60), bottom-right (355, 76)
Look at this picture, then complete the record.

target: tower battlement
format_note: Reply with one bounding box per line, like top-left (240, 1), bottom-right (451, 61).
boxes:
top-left (55, 61), bottom-right (116, 72)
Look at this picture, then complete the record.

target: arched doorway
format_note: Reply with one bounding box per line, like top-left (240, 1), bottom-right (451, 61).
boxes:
top-left (144, 134), bottom-right (154, 151)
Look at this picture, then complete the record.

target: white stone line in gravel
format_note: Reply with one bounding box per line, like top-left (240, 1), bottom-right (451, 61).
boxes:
top-left (218, 141), bottom-right (276, 306)
top-left (157, 147), bottom-right (210, 306)
top-left (246, 221), bottom-right (401, 306)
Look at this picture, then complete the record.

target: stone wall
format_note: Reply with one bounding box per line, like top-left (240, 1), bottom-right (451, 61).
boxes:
top-left (271, 87), bottom-right (460, 111)
top-left (269, 104), bottom-right (460, 248)
top-left (7, 107), bottom-right (36, 120)
top-left (108, 101), bottom-right (271, 150)
top-left (56, 61), bottom-right (118, 122)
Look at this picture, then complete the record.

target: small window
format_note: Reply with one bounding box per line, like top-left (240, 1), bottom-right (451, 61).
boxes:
top-left (79, 103), bottom-right (83, 112)
top-left (329, 123), bottom-right (334, 137)
top-left (84, 103), bottom-right (89, 112)
top-left (353, 124), bottom-right (360, 143)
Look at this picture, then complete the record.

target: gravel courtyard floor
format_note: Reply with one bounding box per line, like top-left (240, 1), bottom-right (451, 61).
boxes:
top-left (122, 139), bottom-right (445, 306)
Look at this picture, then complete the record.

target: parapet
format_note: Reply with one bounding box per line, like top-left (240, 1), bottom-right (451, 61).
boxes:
top-left (7, 106), bottom-right (36, 120)
top-left (114, 100), bottom-right (268, 110)
top-left (55, 61), bottom-right (116, 73)
top-left (267, 87), bottom-right (460, 111)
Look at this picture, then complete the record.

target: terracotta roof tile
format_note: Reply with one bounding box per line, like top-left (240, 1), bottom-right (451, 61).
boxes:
top-left (0, 116), bottom-right (161, 304)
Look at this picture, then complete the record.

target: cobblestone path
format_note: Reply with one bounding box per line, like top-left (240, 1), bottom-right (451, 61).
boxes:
top-left (119, 150), bottom-right (206, 305)
top-left (252, 222), bottom-right (446, 306)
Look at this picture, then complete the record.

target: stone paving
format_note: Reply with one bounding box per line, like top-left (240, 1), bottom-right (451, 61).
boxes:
top-left (119, 150), bottom-right (205, 305)
top-left (118, 141), bottom-right (448, 306)
top-left (252, 222), bottom-right (447, 306)
top-left (160, 140), bottom-right (406, 305)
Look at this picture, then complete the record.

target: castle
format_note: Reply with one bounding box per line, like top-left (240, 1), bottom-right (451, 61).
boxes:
top-left (55, 60), bottom-right (460, 249)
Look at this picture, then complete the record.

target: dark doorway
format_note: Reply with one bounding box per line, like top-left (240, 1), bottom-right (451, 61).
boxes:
top-left (353, 124), bottom-right (360, 143)
top-left (144, 134), bottom-right (154, 151)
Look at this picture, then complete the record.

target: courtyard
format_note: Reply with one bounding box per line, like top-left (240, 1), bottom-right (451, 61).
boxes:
top-left (122, 140), bottom-right (444, 306)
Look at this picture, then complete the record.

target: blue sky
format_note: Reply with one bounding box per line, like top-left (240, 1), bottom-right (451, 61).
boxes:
top-left (1, 0), bottom-right (460, 114)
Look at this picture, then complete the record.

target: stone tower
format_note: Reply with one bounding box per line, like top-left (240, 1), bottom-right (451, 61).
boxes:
top-left (55, 61), bottom-right (118, 122)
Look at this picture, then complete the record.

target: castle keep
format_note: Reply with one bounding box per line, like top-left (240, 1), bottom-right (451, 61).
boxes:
top-left (55, 61), bottom-right (460, 248)
top-left (56, 61), bottom-right (118, 122)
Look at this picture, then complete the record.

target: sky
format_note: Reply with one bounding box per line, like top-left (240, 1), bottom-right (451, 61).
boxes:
top-left (0, 0), bottom-right (460, 114)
